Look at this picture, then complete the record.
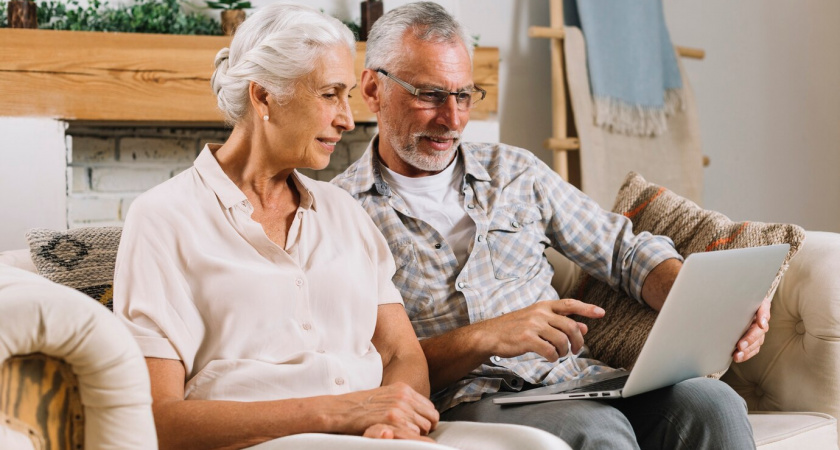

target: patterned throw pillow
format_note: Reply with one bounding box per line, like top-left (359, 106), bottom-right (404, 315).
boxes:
top-left (574, 172), bottom-right (805, 372)
top-left (26, 227), bottom-right (123, 311)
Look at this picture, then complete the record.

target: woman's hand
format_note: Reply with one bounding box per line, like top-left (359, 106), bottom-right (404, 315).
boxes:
top-left (326, 382), bottom-right (440, 439)
top-left (363, 424), bottom-right (437, 442)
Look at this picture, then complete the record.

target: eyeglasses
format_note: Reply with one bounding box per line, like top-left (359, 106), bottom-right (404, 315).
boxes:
top-left (376, 68), bottom-right (486, 111)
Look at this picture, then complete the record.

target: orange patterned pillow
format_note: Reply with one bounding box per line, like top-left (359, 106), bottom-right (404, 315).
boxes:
top-left (574, 172), bottom-right (805, 372)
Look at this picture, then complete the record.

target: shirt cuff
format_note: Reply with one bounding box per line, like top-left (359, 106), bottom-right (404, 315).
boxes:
top-left (628, 233), bottom-right (683, 302)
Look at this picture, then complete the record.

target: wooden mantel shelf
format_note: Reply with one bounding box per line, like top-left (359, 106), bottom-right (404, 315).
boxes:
top-left (0, 29), bottom-right (499, 124)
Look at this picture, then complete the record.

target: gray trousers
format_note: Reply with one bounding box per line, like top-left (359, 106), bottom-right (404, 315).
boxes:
top-left (440, 377), bottom-right (755, 450)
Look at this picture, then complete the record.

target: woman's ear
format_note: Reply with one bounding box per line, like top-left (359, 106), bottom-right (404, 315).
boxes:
top-left (360, 69), bottom-right (382, 114)
top-left (248, 82), bottom-right (271, 118)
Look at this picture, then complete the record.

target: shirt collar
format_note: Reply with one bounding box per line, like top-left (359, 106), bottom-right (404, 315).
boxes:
top-left (194, 144), bottom-right (317, 211)
top-left (345, 135), bottom-right (491, 197)
top-left (460, 142), bottom-right (491, 182)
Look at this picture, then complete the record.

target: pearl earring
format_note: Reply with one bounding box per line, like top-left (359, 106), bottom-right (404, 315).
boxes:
top-left (263, 114), bottom-right (269, 121)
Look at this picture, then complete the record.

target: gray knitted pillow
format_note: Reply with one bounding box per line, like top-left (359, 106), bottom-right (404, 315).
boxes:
top-left (26, 227), bottom-right (122, 311)
top-left (574, 172), bottom-right (805, 372)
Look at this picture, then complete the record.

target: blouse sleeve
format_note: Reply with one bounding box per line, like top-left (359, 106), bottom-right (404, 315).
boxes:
top-left (113, 195), bottom-right (203, 373)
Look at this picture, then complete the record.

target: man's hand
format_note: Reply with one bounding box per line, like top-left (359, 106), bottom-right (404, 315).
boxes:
top-left (475, 299), bottom-right (606, 361)
top-left (326, 382), bottom-right (440, 438)
top-left (734, 296), bottom-right (771, 363)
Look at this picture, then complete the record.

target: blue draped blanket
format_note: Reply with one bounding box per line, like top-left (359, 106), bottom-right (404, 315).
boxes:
top-left (564, 0), bottom-right (684, 136)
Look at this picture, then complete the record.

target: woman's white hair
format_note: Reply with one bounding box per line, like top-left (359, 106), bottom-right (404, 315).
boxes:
top-left (210, 3), bottom-right (356, 125)
top-left (365, 1), bottom-right (473, 74)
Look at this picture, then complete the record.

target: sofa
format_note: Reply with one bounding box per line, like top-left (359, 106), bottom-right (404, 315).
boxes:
top-left (2, 228), bottom-right (840, 449)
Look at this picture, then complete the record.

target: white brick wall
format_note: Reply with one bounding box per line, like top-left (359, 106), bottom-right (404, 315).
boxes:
top-left (66, 124), bottom-right (378, 227)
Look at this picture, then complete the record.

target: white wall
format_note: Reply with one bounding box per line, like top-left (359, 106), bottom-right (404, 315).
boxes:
top-left (665, 1), bottom-right (840, 232)
top-left (0, 119), bottom-right (68, 251)
top-left (4, 1), bottom-right (837, 252)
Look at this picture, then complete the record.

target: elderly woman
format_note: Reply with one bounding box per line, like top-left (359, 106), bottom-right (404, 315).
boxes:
top-left (114, 4), bottom-right (568, 450)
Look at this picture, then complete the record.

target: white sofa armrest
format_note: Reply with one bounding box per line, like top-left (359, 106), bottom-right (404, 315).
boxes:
top-left (721, 231), bottom-right (840, 431)
top-left (0, 265), bottom-right (157, 449)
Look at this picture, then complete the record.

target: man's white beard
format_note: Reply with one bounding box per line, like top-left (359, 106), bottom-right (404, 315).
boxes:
top-left (389, 131), bottom-right (458, 172)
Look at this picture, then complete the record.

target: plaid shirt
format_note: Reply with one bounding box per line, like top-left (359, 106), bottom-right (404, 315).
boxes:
top-left (332, 138), bottom-right (681, 411)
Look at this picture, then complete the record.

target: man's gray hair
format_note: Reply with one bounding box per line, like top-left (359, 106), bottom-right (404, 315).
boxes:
top-left (365, 1), bottom-right (473, 73)
top-left (210, 3), bottom-right (356, 125)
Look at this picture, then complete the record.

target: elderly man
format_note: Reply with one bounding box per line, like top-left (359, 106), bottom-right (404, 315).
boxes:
top-left (333, 2), bottom-right (764, 448)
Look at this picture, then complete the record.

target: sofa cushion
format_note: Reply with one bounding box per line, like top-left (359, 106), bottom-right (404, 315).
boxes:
top-left (25, 227), bottom-right (122, 311)
top-left (749, 411), bottom-right (838, 449)
top-left (574, 172), bottom-right (806, 372)
top-left (0, 249), bottom-right (37, 273)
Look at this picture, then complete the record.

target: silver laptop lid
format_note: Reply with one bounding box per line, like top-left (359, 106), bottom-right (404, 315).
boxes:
top-left (622, 244), bottom-right (790, 397)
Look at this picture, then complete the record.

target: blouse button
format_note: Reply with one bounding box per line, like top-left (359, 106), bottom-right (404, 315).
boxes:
top-left (295, 278), bottom-right (303, 287)
top-left (302, 323), bottom-right (312, 331)
top-left (335, 377), bottom-right (345, 386)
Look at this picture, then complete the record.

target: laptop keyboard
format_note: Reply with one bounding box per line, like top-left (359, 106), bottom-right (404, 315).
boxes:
top-left (567, 374), bottom-right (630, 393)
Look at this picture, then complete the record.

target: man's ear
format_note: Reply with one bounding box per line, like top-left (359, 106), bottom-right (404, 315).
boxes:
top-left (248, 82), bottom-right (270, 117)
top-left (360, 69), bottom-right (382, 114)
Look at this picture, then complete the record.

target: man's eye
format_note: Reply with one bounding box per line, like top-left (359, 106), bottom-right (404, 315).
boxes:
top-left (418, 91), bottom-right (444, 103)
top-left (455, 92), bottom-right (471, 103)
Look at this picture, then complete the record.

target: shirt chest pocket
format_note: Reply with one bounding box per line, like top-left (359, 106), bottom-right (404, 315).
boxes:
top-left (389, 240), bottom-right (434, 319)
top-left (486, 206), bottom-right (547, 280)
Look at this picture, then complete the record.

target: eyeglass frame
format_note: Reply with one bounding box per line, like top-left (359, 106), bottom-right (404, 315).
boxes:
top-left (375, 68), bottom-right (486, 110)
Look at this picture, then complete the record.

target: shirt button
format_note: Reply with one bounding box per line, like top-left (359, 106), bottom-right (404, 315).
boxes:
top-left (492, 356), bottom-right (501, 363)
top-left (457, 281), bottom-right (466, 289)
top-left (512, 221), bottom-right (521, 228)
top-left (335, 377), bottom-right (345, 386)
top-left (467, 204), bottom-right (476, 209)
top-left (477, 235), bottom-right (484, 242)
top-left (435, 243), bottom-right (442, 249)
top-left (295, 278), bottom-right (303, 287)
top-left (302, 323), bottom-right (312, 331)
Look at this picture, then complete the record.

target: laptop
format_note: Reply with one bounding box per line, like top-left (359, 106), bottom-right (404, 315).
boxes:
top-left (494, 244), bottom-right (790, 405)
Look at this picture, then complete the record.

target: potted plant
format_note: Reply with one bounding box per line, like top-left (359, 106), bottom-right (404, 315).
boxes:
top-left (205, 0), bottom-right (250, 36)
top-left (7, 0), bottom-right (37, 28)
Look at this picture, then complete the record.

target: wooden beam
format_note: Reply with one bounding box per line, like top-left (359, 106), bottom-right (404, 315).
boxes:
top-left (547, 0), bottom-right (570, 180)
top-left (0, 29), bottom-right (498, 123)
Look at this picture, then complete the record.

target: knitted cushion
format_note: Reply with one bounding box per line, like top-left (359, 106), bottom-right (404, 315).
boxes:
top-left (575, 172), bottom-right (805, 372)
top-left (26, 227), bottom-right (123, 311)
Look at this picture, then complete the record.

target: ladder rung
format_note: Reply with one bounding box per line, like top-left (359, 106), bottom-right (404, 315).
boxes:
top-left (545, 137), bottom-right (580, 151)
top-left (676, 46), bottom-right (705, 60)
top-left (528, 26), bottom-right (565, 39)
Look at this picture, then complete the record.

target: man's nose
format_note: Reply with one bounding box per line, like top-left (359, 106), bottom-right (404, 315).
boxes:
top-left (435, 94), bottom-right (462, 130)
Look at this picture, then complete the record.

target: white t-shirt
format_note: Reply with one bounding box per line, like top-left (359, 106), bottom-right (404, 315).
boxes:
top-left (114, 145), bottom-right (402, 402)
top-left (380, 156), bottom-right (476, 269)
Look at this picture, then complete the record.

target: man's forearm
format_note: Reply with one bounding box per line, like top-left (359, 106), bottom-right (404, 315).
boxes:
top-left (641, 258), bottom-right (682, 311)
